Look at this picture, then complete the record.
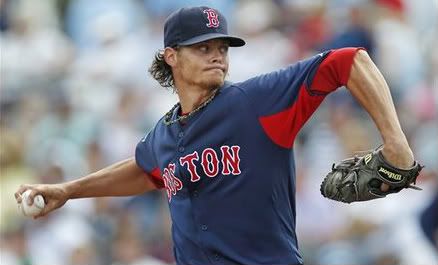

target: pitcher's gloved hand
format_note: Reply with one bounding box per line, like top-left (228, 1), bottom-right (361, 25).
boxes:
top-left (320, 147), bottom-right (423, 203)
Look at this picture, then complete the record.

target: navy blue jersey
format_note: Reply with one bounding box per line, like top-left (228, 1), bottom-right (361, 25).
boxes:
top-left (136, 48), bottom-right (361, 265)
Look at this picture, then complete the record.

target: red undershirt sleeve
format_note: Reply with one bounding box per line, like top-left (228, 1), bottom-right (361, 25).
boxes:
top-left (148, 167), bottom-right (165, 189)
top-left (309, 47), bottom-right (365, 94)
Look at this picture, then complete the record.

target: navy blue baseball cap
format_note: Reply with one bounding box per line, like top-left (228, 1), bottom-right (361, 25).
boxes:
top-left (163, 6), bottom-right (245, 48)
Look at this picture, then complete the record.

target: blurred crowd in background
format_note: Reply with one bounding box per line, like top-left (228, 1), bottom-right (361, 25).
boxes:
top-left (1, 0), bottom-right (437, 264)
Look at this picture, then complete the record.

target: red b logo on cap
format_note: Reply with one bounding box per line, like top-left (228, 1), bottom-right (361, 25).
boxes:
top-left (203, 9), bottom-right (219, 28)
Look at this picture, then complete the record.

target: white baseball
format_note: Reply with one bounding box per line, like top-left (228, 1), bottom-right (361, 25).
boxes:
top-left (18, 190), bottom-right (45, 217)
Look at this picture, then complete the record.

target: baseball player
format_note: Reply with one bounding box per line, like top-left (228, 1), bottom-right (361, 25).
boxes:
top-left (15, 6), bottom-right (422, 265)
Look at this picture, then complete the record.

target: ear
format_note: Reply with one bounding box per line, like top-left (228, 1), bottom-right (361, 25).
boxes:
top-left (164, 47), bottom-right (178, 67)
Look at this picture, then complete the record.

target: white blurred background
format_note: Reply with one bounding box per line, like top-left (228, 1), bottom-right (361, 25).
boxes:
top-left (1, 0), bottom-right (437, 265)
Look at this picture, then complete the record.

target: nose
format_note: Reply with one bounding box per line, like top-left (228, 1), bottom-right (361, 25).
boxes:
top-left (211, 48), bottom-right (224, 64)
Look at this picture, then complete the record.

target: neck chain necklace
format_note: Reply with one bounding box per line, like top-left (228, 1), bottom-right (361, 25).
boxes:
top-left (163, 88), bottom-right (219, 126)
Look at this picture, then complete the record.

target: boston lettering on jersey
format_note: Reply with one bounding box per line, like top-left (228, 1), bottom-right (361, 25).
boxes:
top-left (163, 145), bottom-right (241, 201)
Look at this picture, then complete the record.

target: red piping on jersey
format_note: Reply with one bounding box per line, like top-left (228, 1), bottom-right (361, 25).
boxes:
top-left (259, 47), bottom-right (362, 149)
top-left (147, 167), bottom-right (164, 188)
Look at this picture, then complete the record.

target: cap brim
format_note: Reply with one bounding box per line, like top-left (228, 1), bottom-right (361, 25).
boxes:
top-left (178, 33), bottom-right (245, 47)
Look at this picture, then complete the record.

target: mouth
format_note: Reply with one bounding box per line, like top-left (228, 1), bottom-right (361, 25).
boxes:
top-left (205, 66), bottom-right (226, 73)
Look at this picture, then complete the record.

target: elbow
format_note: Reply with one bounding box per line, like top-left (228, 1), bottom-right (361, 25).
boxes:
top-left (353, 49), bottom-right (374, 68)
top-left (347, 49), bottom-right (380, 91)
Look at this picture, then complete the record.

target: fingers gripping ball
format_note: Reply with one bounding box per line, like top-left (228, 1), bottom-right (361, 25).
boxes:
top-left (320, 148), bottom-right (423, 203)
top-left (18, 190), bottom-right (45, 217)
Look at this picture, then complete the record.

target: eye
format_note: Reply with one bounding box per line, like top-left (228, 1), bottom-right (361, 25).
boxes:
top-left (199, 45), bottom-right (208, 53)
top-left (219, 45), bottom-right (229, 54)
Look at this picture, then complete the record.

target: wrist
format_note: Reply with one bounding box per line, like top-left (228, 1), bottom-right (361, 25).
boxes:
top-left (60, 181), bottom-right (77, 200)
top-left (381, 126), bottom-right (407, 143)
top-left (381, 140), bottom-right (414, 169)
top-left (382, 134), bottom-right (410, 151)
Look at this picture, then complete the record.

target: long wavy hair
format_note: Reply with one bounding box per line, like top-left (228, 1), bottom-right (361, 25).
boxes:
top-left (148, 50), bottom-right (175, 88)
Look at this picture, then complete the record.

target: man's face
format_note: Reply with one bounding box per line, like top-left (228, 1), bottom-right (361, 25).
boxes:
top-left (171, 39), bottom-right (230, 90)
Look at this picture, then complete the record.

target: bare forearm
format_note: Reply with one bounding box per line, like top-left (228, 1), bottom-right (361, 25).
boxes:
top-left (346, 50), bottom-right (414, 168)
top-left (347, 50), bottom-right (405, 141)
top-left (65, 157), bottom-right (156, 199)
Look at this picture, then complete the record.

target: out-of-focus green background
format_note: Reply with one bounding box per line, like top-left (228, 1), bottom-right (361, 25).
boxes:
top-left (1, 0), bottom-right (437, 264)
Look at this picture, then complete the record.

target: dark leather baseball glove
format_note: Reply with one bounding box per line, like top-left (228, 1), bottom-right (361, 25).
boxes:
top-left (320, 147), bottom-right (423, 203)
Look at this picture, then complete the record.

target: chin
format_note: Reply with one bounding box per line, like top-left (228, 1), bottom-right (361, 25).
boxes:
top-left (202, 76), bottom-right (225, 90)
top-left (209, 79), bottom-right (225, 89)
